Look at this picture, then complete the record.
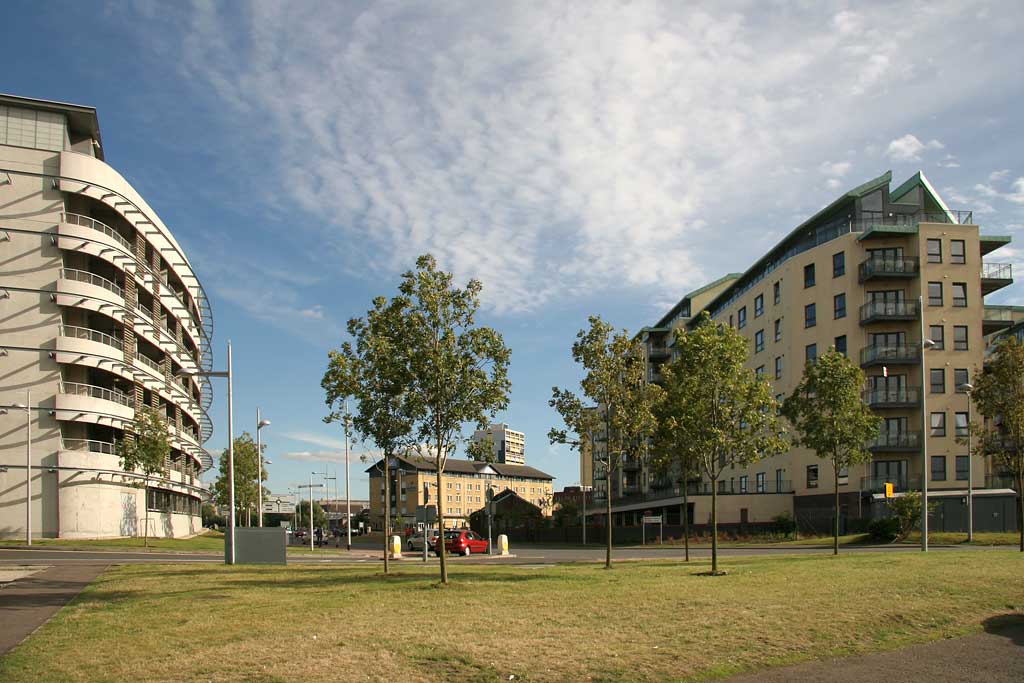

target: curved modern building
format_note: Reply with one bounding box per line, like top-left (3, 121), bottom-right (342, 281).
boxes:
top-left (0, 94), bottom-right (213, 539)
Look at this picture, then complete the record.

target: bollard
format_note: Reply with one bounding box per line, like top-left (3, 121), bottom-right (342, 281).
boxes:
top-left (390, 535), bottom-right (402, 559)
top-left (497, 534), bottom-right (509, 556)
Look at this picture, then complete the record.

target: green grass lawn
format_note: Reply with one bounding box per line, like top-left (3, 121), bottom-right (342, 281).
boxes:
top-left (0, 530), bottom-right (226, 552)
top-left (1, 552), bottom-right (1022, 683)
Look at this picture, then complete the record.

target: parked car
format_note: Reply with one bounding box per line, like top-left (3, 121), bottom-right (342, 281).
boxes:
top-left (407, 529), bottom-right (440, 552)
top-left (293, 528), bottom-right (307, 541)
top-left (441, 529), bottom-right (489, 556)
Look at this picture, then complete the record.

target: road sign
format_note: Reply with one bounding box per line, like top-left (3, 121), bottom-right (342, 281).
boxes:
top-left (415, 505), bottom-right (437, 523)
top-left (486, 487), bottom-right (494, 502)
top-left (642, 516), bottom-right (662, 524)
top-left (884, 482), bottom-right (895, 498)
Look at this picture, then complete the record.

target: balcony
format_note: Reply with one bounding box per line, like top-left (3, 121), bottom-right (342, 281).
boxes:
top-left (859, 256), bottom-right (919, 283)
top-left (859, 300), bottom-right (919, 325)
top-left (58, 325), bottom-right (123, 353)
top-left (647, 346), bottom-right (671, 360)
top-left (860, 345), bottom-right (920, 368)
top-left (859, 475), bottom-right (921, 493)
top-left (60, 438), bottom-right (117, 455)
top-left (863, 388), bottom-right (920, 408)
top-left (985, 474), bottom-right (1019, 490)
top-left (621, 457), bottom-right (642, 471)
top-left (58, 267), bottom-right (124, 300)
top-left (868, 431), bottom-right (921, 452)
top-left (981, 262), bottom-right (1013, 295)
top-left (59, 212), bottom-right (132, 251)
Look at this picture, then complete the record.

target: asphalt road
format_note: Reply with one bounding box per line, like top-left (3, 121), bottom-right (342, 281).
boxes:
top-left (0, 543), bottom-right (1007, 567)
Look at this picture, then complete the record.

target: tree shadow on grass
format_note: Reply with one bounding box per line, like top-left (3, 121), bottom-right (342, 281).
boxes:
top-left (982, 613), bottom-right (1024, 647)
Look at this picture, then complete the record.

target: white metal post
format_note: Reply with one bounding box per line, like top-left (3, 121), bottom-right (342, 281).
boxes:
top-left (919, 297), bottom-right (929, 553)
top-left (967, 391), bottom-right (974, 542)
top-left (344, 401), bottom-right (351, 551)
top-left (227, 341), bottom-right (236, 564)
top-left (26, 389), bottom-right (31, 546)
top-left (256, 408), bottom-right (262, 528)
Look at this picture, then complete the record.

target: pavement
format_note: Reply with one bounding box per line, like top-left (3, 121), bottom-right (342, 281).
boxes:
top-left (726, 614), bottom-right (1024, 682)
top-left (0, 563), bottom-right (107, 655)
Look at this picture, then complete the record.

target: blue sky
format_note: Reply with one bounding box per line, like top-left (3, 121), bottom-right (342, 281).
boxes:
top-left (4, 1), bottom-right (1024, 499)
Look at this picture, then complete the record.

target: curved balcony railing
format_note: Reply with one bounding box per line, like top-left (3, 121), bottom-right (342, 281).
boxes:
top-left (60, 212), bottom-right (132, 251)
top-left (860, 344), bottom-right (920, 366)
top-left (858, 256), bottom-right (919, 281)
top-left (60, 438), bottom-right (117, 455)
top-left (59, 268), bottom-right (124, 299)
top-left (59, 381), bottom-right (133, 408)
top-left (134, 351), bottom-right (163, 374)
top-left (859, 300), bottom-right (919, 323)
top-left (58, 324), bottom-right (123, 352)
top-left (863, 388), bottom-right (920, 407)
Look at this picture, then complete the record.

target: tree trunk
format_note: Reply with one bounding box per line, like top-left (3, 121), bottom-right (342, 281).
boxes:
top-left (437, 462), bottom-right (447, 583)
top-left (682, 485), bottom-right (690, 563)
top-left (711, 478), bottom-right (719, 574)
top-left (833, 462), bottom-right (840, 556)
top-left (144, 477), bottom-right (149, 548)
top-left (605, 462), bottom-right (613, 569)
top-left (1018, 472), bottom-right (1023, 553)
top-left (383, 455), bottom-right (390, 574)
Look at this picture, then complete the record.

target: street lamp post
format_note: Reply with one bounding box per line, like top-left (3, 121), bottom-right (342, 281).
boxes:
top-left (962, 383), bottom-right (976, 542)
top-left (2, 391), bottom-right (34, 545)
top-left (344, 401), bottom-right (352, 551)
top-left (256, 409), bottom-right (271, 528)
top-left (919, 296), bottom-right (936, 553)
top-left (177, 341), bottom-right (235, 564)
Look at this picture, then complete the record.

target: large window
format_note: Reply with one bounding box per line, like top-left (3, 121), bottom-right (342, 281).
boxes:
top-left (955, 411), bottom-right (969, 438)
top-left (774, 318), bottom-right (782, 342)
top-left (146, 488), bottom-right (201, 516)
top-left (834, 335), bottom-right (847, 356)
top-left (956, 455), bottom-right (970, 481)
top-left (754, 294), bottom-right (764, 318)
top-left (954, 325), bottom-right (969, 350)
top-left (833, 251), bottom-right (845, 277)
top-left (805, 343), bottom-right (817, 363)
top-left (755, 365), bottom-right (765, 379)
top-left (807, 464), bottom-right (819, 488)
top-left (952, 282), bottom-right (967, 307)
top-left (773, 280), bottom-right (781, 304)
top-left (954, 368), bottom-right (970, 392)
top-left (931, 456), bottom-right (947, 482)
top-left (930, 368), bottom-right (946, 394)
top-left (930, 325), bottom-right (944, 350)
top-left (951, 239), bottom-right (966, 264)
top-left (738, 306), bottom-right (747, 329)
top-left (775, 356), bottom-right (783, 379)
top-left (927, 238), bottom-right (942, 263)
top-left (805, 303), bottom-right (816, 328)
top-left (930, 412), bottom-right (946, 437)
top-left (755, 329), bottom-right (765, 353)
top-left (756, 472), bottom-right (766, 493)
top-left (928, 281), bottom-right (943, 306)
top-left (804, 263), bottom-right (816, 288)
top-left (739, 475), bottom-right (748, 493)
top-left (834, 293), bottom-right (846, 319)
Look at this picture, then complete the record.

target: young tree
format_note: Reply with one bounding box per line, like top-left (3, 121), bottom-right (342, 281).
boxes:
top-left (212, 433), bottom-right (263, 527)
top-left (116, 406), bottom-right (171, 547)
top-left (651, 349), bottom-right (705, 562)
top-left (670, 312), bottom-right (786, 574)
top-left (323, 294), bottom-right (417, 575)
top-left (550, 316), bottom-right (663, 569)
top-left (782, 348), bottom-right (881, 555)
top-left (967, 335), bottom-right (1024, 551)
top-left (294, 500), bottom-right (328, 530)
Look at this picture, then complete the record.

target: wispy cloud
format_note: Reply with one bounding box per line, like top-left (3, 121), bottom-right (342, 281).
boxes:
top-left (885, 134), bottom-right (944, 162)
top-left (282, 450), bottom-right (345, 464)
top-left (283, 431), bottom-right (347, 451)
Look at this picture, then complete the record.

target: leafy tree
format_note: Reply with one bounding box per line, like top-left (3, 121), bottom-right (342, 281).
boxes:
top-left (550, 316), bottom-right (663, 569)
top-left (553, 500), bottom-right (580, 528)
top-left (669, 312), bottom-right (786, 573)
top-left (323, 294), bottom-right (416, 574)
top-left (967, 335), bottom-right (1024, 551)
top-left (782, 348), bottom-right (881, 555)
top-left (212, 432), bottom-right (264, 526)
top-left (116, 406), bottom-right (171, 546)
top-left (294, 500), bottom-right (328, 530)
top-left (201, 503), bottom-right (224, 529)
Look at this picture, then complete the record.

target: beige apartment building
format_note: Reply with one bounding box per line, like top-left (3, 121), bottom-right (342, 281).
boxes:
top-left (0, 94), bottom-right (213, 539)
top-left (593, 170), bottom-right (1018, 535)
top-left (366, 455), bottom-right (554, 531)
top-left (470, 423), bottom-right (526, 464)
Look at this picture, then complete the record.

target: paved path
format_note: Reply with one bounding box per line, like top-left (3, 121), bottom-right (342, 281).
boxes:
top-left (0, 563), bottom-right (107, 655)
top-left (727, 614), bottom-right (1024, 682)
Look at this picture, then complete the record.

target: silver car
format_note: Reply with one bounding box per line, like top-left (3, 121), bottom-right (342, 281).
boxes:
top-left (407, 529), bottom-right (440, 552)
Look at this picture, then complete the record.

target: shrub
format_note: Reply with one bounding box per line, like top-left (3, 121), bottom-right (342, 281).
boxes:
top-left (771, 513), bottom-right (797, 538)
top-left (868, 517), bottom-right (900, 542)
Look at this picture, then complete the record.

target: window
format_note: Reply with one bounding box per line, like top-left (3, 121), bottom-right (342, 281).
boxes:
top-left (930, 368), bottom-right (945, 394)
top-left (775, 356), bottom-right (783, 379)
top-left (952, 282), bottom-right (967, 307)
top-left (804, 263), bottom-right (816, 288)
top-left (954, 368), bottom-right (969, 392)
top-left (930, 412), bottom-right (946, 437)
top-left (807, 464), bottom-right (819, 489)
top-left (951, 239), bottom-right (966, 264)
top-left (930, 325), bottom-right (944, 350)
top-left (774, 318), bottom-right (782, 342)
top-left (739, 475), bottom-right (748, 493)
top-left (805, 343), bottom-right (817, 363)
top-left (773, 281), bottom-right (781, 304)
top-left (834, 293), bottom-right (846, 319)
top-left (755, 365), bottom-right (765, 379)
top-left (775, 394), bottom-right (784, 415)
top-left (956, 455), bottom-right (970, 481)
top-left (928, 281), bottom-right (943, 306)
top-left (834, 335), bottom-right (847, 356)
top-left (738, 306), bottom-right (747, 329)
top-left (931, 456), bottom-right (947, 482)
top-left (729, 314), bottom-right (734, 328)
top-left (833, 251), bottom-right (845, 277)
top-left (754, 294), bottom-right (764, 318)
top-left (755, 329), bottom-right (765, 353)
top-left (805, 303), bottom-right (816, 328)
top-left (954, 325), bottom-right (968, 350)
top-left (756, 472), bottom-right (765, 493)
top-left (955, 411), bottom-right (969, 438)
top-left (927, 238), bottom-right (942, 263)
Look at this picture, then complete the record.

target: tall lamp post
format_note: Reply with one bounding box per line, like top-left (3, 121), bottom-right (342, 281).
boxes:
top-left (344, 401), bottom-right (352, 550)
top-left (962, 382), bottom-right (976, 542)
top-left (256, 410), bottom-right (271, 527)
top-left (0, 389), bottom-right (32, 545)
top-left (177, 341), bottom-right (235, 564)
top-left (918, 295), bottom-right (936, 553)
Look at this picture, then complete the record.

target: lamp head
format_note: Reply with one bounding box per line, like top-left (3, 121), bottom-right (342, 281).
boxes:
top-left (923, 338), bottom-right (936, 349)
top-left (258, 419), bottom-right (271, 428)
top-left (962, 382), bottom-right (975, 392)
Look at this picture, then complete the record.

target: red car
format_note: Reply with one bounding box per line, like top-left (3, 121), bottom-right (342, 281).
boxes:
top-left (441, 529), bottom-right (489, 556)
